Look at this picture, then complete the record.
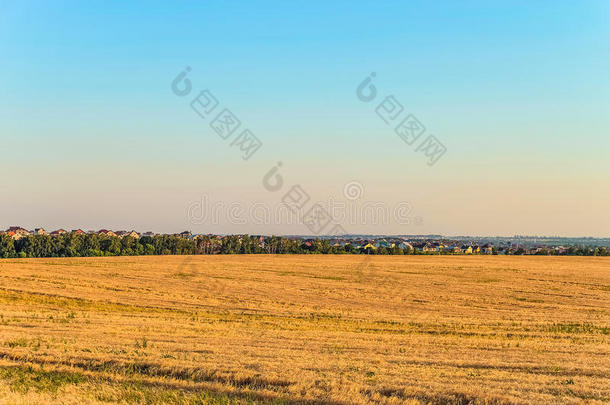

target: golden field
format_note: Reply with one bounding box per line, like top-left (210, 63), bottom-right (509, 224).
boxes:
top-left (0, 255), bottom-right (608, 404)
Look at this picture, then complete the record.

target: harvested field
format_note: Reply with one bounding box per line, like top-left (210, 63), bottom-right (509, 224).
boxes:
top-left (0, 255), bottom-right (608, 404)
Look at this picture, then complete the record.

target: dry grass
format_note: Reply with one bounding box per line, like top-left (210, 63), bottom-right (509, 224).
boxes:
top-left (0, 255), bottom-right (608, 404)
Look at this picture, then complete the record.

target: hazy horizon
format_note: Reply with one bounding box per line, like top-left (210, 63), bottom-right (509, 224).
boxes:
top-left (3, 1), bottom-right (609, 237)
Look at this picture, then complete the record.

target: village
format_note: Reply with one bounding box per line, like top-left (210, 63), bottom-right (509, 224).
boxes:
top-left (2, 226), bottom-right (600, 256)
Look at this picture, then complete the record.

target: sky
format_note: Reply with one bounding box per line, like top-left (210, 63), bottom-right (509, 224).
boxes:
top-left (1, 0), bottom-right (609, 236)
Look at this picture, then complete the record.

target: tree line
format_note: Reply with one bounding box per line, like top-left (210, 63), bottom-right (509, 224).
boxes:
top-left (0, 233), bottom-right (609, 258)
top-left (0, 234), bottom-right (397, 258)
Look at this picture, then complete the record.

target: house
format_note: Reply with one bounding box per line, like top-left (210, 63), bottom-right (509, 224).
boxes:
top-left (50, 229), bottom-right (68, 236)
top-left (71, 229), bottom-right (84, 235)
top-left (33, 228), bottom-right (48, 235)
top-left (178, 231), bottom-right (192, 239)
top-left (375, 241), bottom-right (395, 249)
top-left (481, 244), bottom-right (493, 254)
top-left (253, 235), bottom-right (265, 248)
top-left (141, 231), bottom-right (155, 238)
top-left (7, 226), bottom-right (30, 240)
top-left (422, 243), bottom-right (436, 252)
top-left (556, 246), bottom-right (569, 255)
top-left (398, 242), bottom-right (413, 251)
top-left (97, 229), bottom-right (117, 237)
top-left (462, 246), bottom-right (473, 254)
top-left (114, 230), bottom-right (139, 238)
top-left (410, 241), bottom-right (426, 251)
top-left (362, 243), bottom-right (377, 251)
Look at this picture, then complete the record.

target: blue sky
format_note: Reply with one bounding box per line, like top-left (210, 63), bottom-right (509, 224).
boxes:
top-left (2, 1), bottom-right (609, 236)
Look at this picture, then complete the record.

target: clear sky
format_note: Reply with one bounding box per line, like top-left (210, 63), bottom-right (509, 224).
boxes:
top-left (2, 1), bottom-right (609, 236)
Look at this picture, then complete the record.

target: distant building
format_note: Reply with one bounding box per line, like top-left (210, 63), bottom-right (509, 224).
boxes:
top-left (422, 243), bottom-right (436, 252)
top-left (50, 229), bottom-right (68, 236)
top-left (97, 229), bottom-right (117, 237)
top-left (115, 230), bottom-right (139, 238)
top-left (253, 235), bottom-right (265, 248)
top-left (375, 241), bottom-right (394, 249)
top-left (482, 244), bottom-right (493, 254)
top-left (7, 226), bottom-right (30, 240)
top-left (398, 242), bottom-right (413, 251)
top-left (33, 228), bottom-right (48, 235)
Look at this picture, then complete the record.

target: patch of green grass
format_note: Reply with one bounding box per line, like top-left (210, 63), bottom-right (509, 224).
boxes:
top-left (476, 278), bottom-right (500, 283)
top-left (135, 338), bottom-right (148, 349)
top-left (544, 322), bottom-right (610, 335)
top-left (0, 365), bottom-right (290, 404)
top-left (0, 289), bottom-right (190, 316)
top-left (5, 339), bottom-right (29, 348)
top-left (96, 380), bottom-right (287, 404)
top-left (514, 296), bottom-right (544, 303)
top-left (0, 366), bottom-right (86, 394)
top-left (308, 274), bottom-right (346, 281)
top-left (173, 272), bottom-right (197, 279)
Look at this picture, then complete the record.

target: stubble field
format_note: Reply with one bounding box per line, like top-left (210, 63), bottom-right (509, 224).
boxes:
top-left (0, 255), bottom-right (608, 404)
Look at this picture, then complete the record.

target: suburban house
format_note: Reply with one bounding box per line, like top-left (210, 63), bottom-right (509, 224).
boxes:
top-left (50, 229), bottom-right (68, 236)
top-left (178, 231), bottom-right (192, 239)
top-left (375, 241), bottom-right (395, 249)
top-left (462, 246), bottom-right (473, 254)
top-left (481, 244), bottom-right (494, 254)
top-left (33, 228), bottom-right (48, 235)
top-left (115, 230), bottom-right (139, 238)
top-left (97, 229), bottom-right (117, 237)
top-left (362, 243), bottom-right (377, 251)
top-left (141, 231), bottom-right (155, 238)
top-left (446, 246), bottom-right (461, 254)
top-left (71, 229), bottom-right (84, 235)
top-left (255, 235), bottom-right (265, 248)
top-left (332, 240), bottom-right (348, 248)
top-left (7, 226), bottom-right (30, 240)
top-left (422, 243), bottom-right (436, 252)
top-left (555, 246), bottom-right (569, 254)
top-left (398, 242), bottom-right (413, 251)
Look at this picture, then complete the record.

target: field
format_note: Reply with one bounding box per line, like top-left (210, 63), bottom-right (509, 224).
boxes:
top-left (0, 255), bottom-right (608, 404)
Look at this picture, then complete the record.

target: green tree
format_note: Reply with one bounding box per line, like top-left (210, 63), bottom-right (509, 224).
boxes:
top-left (0, 234), bottom-right (16, 258)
